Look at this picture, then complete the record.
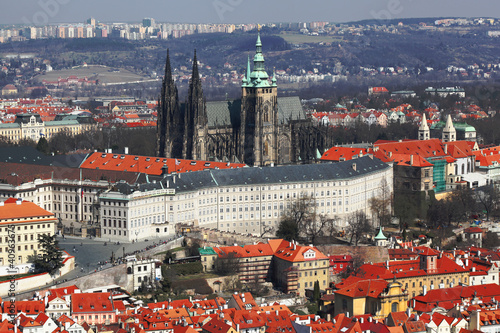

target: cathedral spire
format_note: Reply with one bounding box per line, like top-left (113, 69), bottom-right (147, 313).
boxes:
top-left (164, 49), bottom-right (173, 86)
top-left (191, 49), bottom-right (199, 83)
top-left (156, 48), bottom-right (181, 158)
top-left (247, 30), bottom-right (270, 88)
top-left (183, 49), bottom-right (207, 160)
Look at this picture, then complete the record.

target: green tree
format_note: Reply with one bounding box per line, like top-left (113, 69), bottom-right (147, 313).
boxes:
top-left (36, 137), bottom-right (50, 155)
top-left (276, 218), bottom-right (299, 241)
top-left (32, 234), bottom-right (64, 275)
top-left (313, 280), bottom-right (320, 302)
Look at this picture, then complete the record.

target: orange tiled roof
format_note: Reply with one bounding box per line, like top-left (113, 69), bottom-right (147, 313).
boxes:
top-left (80, 152), bottom-right (246, 176)
top-left (213, 243), bottom-right (274, 259)
top-left (321, 147), bottom-right (368, 161)
top-left (0, 198), bottom-right (55, 221)
top-left (273, 242), bottom-right (328, 262)
top-left (71, 292), bottom-right (115, 314)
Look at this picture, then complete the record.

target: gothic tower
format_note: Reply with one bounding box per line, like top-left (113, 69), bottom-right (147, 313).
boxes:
top-left (183, 50), bottom-right (208, 160)
top-left (156, 49), bottom-right (183, 158)
top-left (442, 114), bottom-right (456, 142)
top-left (418, 113), bottom-right (430, 140)
top-left (240, 31), bottom-right (278, 166)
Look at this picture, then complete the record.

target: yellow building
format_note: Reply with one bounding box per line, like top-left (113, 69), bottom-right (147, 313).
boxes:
top-left (200, 239), bottom-right (329, 296)
top-left (0, 113), bottom-right (96, 143)
top-left (0, 198), bottom-right (57, 265)
top-left (335, 246), bottom-right (470, 314)
top-left (272, 240), bottom-right (329, 297)
top-left (334, 279), bottom-right (408, 319)
top-left (199, 242), bottom-right (274, 283)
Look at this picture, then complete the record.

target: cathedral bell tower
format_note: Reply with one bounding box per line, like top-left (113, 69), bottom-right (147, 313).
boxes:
top-left (183, 50), bottom-right (208, 160)
top-left (240, 30), bottom-right (278, 166)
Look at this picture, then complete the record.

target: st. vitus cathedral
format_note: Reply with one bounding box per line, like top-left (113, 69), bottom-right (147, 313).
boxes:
top-left (156, 32), bottom-right (332, 166)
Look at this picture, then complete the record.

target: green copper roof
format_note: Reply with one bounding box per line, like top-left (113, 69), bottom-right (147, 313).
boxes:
top-left (198, 247), bottom-right (217, 255)
top-left (374, 227), bottom-right (387, 240)
top-left (242, 32), bottom-right (272, 88)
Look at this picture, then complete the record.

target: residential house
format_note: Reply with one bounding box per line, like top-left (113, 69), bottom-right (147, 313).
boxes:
top-left (70, 293), bottom-right (119, 325)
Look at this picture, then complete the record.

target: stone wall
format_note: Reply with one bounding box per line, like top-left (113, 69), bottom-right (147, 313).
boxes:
top-left (316, 245), bottom-right (389, 264)
top-left (57, 264), bottom-right (131, 291)
top-left (189, 228), bottom-right (268, 247)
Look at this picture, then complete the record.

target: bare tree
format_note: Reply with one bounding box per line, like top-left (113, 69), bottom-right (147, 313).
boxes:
top-left (324, 215), bottom-right (340, 237)
top-left (214, 251), bottom-right (241, 276)
top-left (475, 185), bottom-right (500, 221)
top-left (346, 211), bottom-right (372, 246)
top-left (369, 177), bottom-right (392, 227)
top-left (276, 193), bottom-right (334, 245)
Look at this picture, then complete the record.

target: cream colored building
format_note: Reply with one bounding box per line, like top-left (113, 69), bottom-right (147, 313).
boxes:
top-left (99, 156), bottom-right (393, 242)
top-left (0, 113), bottom-right (96, 143)
top-left (272, 240), bottom-right (329, 297)
top-left (0, 198), bottom-right (56, 265)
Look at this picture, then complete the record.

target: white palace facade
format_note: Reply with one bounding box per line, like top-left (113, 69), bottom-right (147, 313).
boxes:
top-left (99, 156), bottom-right (393, 242)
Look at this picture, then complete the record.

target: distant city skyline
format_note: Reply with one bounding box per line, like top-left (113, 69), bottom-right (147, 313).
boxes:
top-left (2, 0), bottom-right (500, 26)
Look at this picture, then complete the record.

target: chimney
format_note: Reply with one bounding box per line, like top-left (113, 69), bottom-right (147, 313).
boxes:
top-left (410, 155), bottom-right (414, 166)
top-left (444, 144), bottom-right (448, 154)
top-left (352, 163), bottom-right (357, 171)
top-left (124, 147), bottom-right (129, 155)
top-left (160, 164), bottom-right (169, 176)
top-left (423, 285), bottom-right (427, 296)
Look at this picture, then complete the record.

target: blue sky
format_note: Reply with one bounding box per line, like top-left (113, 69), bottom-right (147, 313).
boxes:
top-left (3, 0), bottom-right (500, 25)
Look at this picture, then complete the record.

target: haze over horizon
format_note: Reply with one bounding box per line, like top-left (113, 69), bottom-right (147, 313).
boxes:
top-left (2, 0), bottom-right (500, 26)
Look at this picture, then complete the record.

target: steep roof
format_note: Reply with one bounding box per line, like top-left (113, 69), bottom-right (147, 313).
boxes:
top-left (202, 318), bottom-right (233, 333)
top-left (334, 279), bottom-right (389, 298)
top-left (273, 242), bottom-right (328, 263)
top-left (71, 292), bottom-right (115, 313)
top-left (0, 199), bottom-right (54, 221)
top-left (205, 96), bottom-right (304, 128)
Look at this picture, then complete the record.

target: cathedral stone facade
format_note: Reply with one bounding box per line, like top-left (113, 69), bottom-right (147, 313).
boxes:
top-left (156, 33), bottom-right (326, 166)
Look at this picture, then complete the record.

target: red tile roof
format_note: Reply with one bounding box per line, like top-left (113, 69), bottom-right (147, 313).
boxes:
top-left (80, 152), bottom-right (246, 176)
top-left (273, 242), bottom-right (328, 262)
top-left (202, 318), bottom-right (233, 333)
top-left (334, 279), bottom-right (389, 298)
top-left (3, 300), bottom-right (45, 316)
top-left (321, 147), bottom-right (368, 162)
top-left (464, 227), bottom-right (482, 234)
top-left (71, 292), bottom-right (116, 314)
top-left (0, 198), bottom-right (55, 221)
top-left (412, 284), bottom-right (500, 312)
top-left (213, 243), bottom-right (274, 259)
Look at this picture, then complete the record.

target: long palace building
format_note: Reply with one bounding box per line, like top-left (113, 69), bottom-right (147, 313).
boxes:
top-left (99, 156), bottom-right (392, 242)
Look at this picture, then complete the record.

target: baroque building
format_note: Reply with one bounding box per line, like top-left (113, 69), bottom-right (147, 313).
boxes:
top-left (156, 32), bottom-right (312, 166)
